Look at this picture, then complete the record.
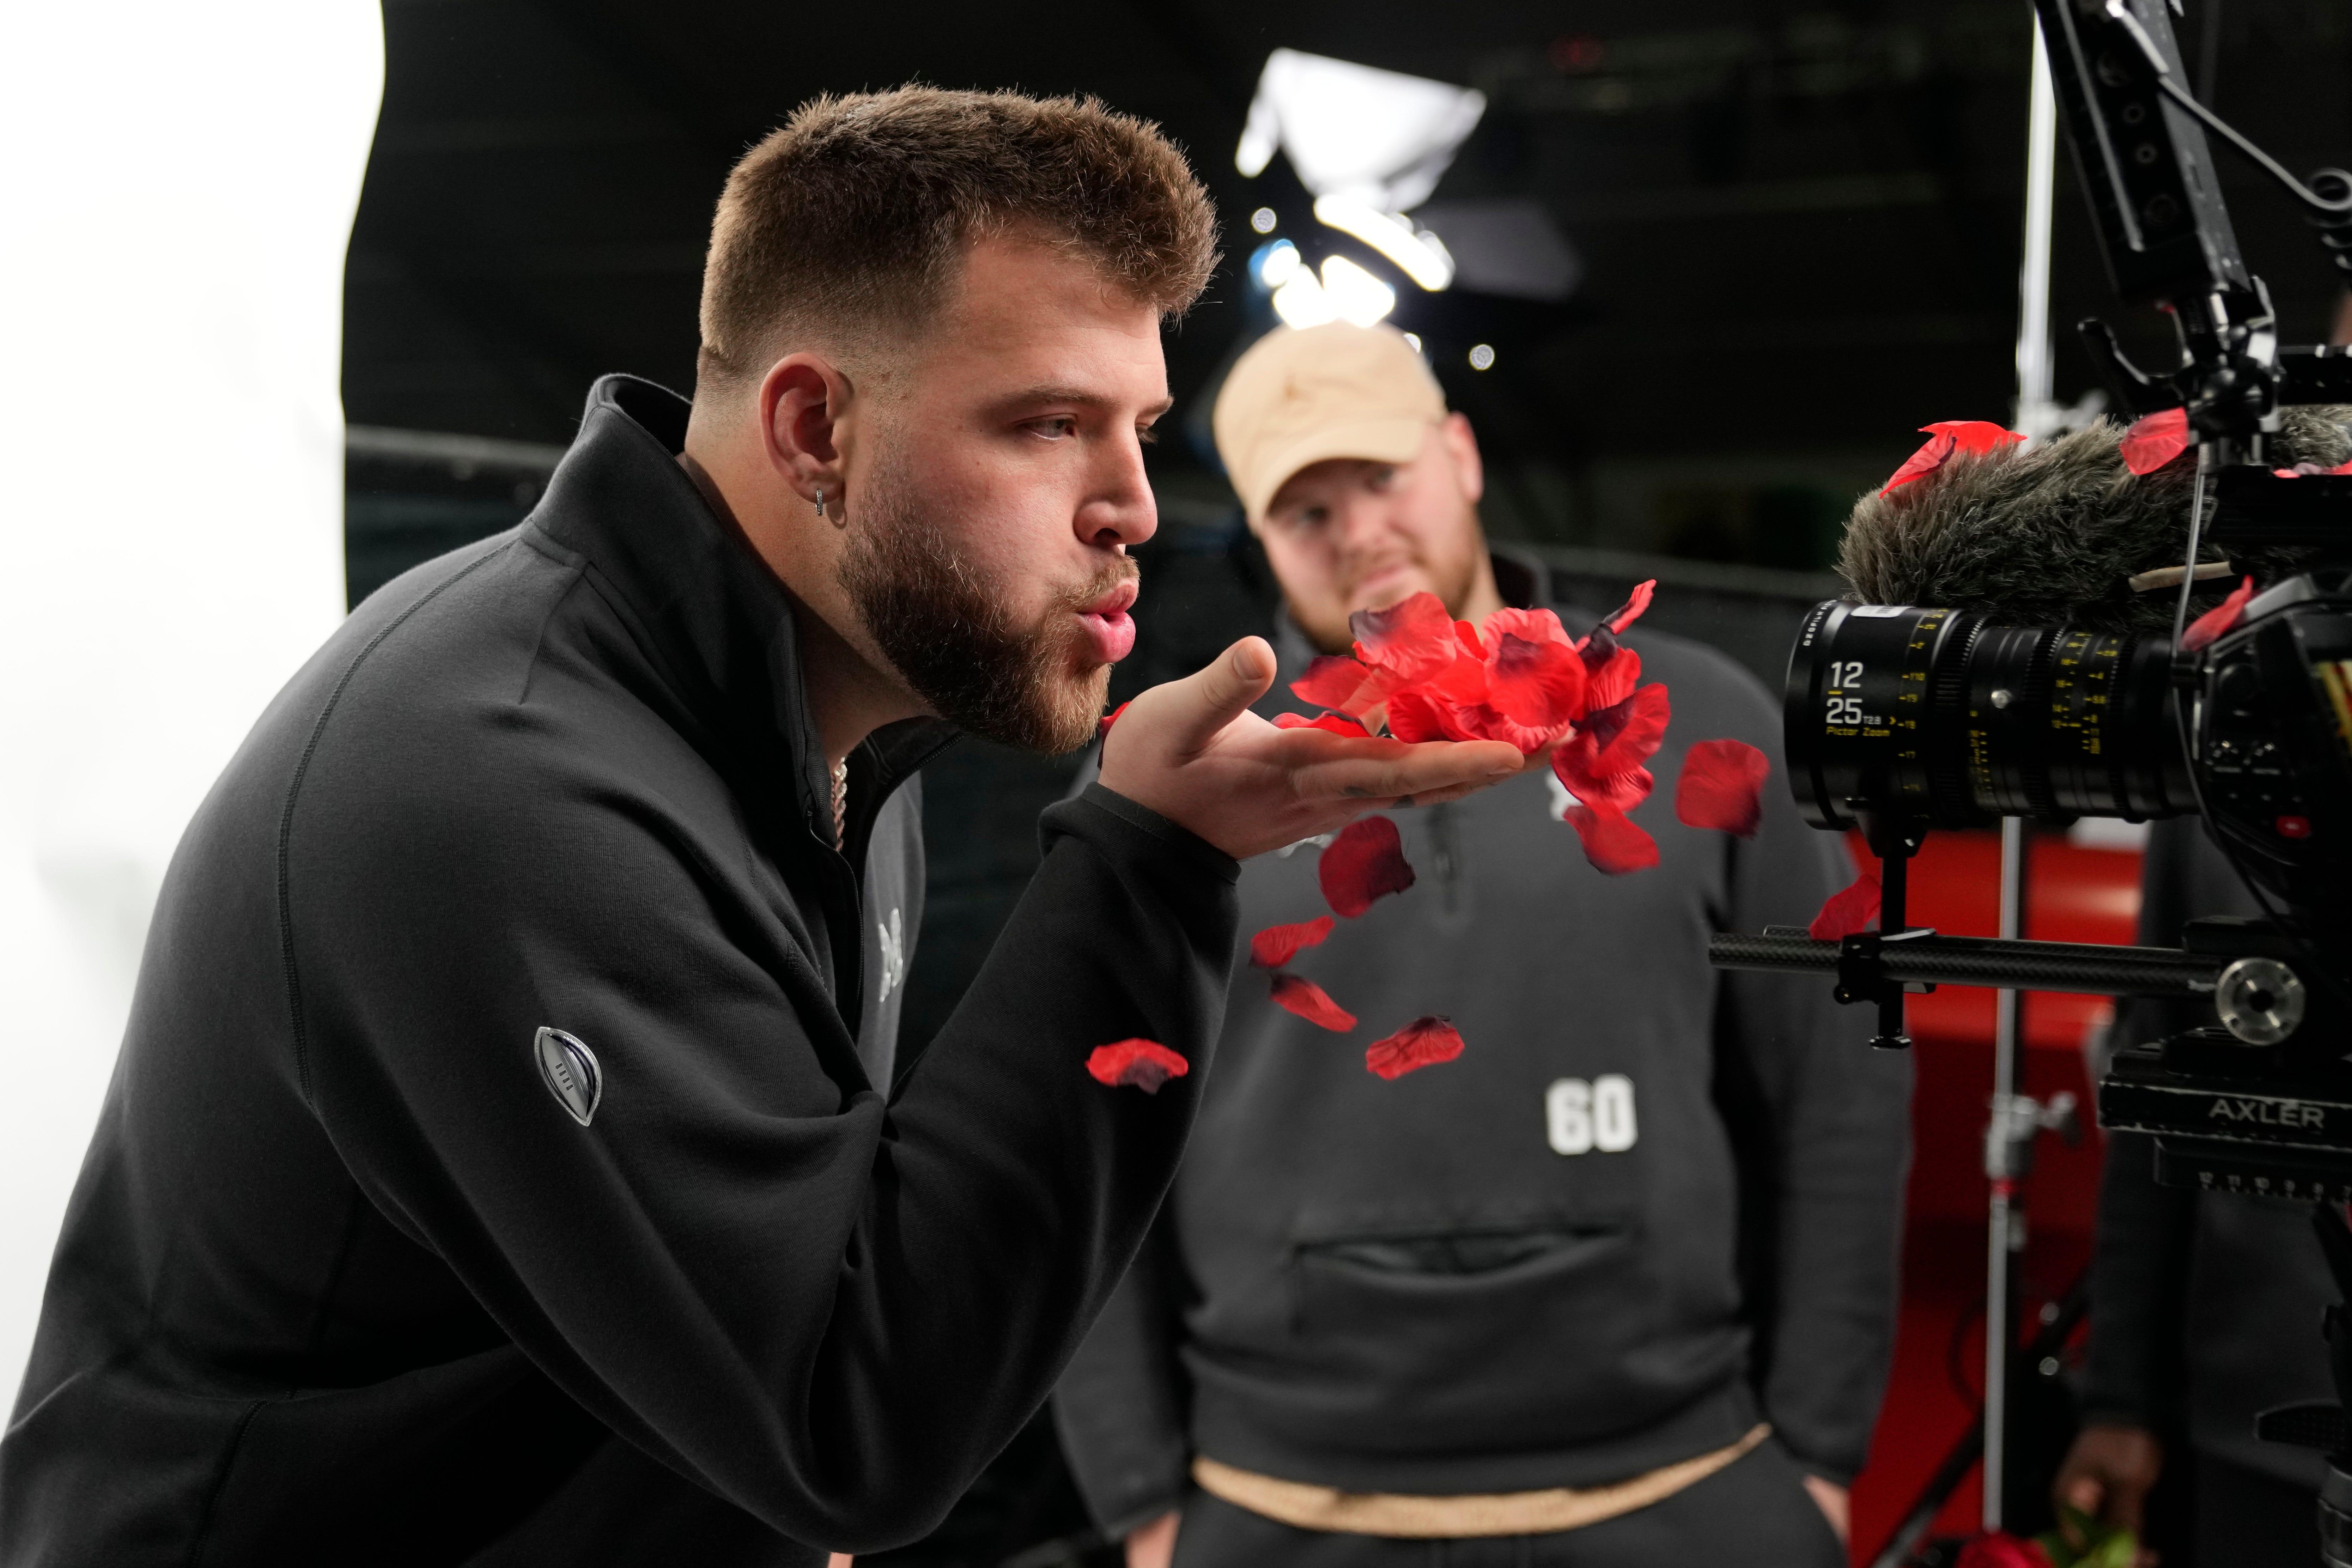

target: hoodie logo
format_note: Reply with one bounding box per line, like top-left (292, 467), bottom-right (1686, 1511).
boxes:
top-left (534, 1027), bottom-right (603, 1126)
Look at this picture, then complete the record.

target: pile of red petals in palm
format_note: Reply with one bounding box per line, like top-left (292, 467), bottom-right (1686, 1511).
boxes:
top-left (1280, 585), bottom-right (1771, 876)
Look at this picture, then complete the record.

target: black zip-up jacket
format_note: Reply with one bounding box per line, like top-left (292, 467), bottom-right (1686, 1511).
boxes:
top-left (0, 376), bottom-right (1240, 1566)
top-left (2084, 816), bottom-right (2332, 1489)
top-left (1053, 584), bottom-right (1912, 1536)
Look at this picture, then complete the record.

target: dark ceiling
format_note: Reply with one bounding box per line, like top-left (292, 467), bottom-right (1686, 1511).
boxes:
top-left (346, 0), bottom-right (2352, 560)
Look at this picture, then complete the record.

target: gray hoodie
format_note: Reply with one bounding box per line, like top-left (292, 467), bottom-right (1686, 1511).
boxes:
top-left (1054, 564), bottom-right (1913, 1536)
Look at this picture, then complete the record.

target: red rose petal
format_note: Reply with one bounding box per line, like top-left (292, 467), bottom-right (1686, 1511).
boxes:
top-left (1880, 431), bottom-right (1956, 496)
top-left (2181, 573), bottom-right (2255, 652)
top-left (1487, 632), bottom-right (1588, 732)
top-left (1809, 859), bottom-right (1883, 939)
top-left (1564, 801), bottom-right (1659, 874)
top-left (1381, 688), bottom-right (1452, 743)
top-left (1930, 419), bottom-right (2028, 457)
top-left (1250, 915), bottom-right (1336, 968)
top-left (1602, 578), bottom-right (1657, 635)
top-left (1479, 606), bottom-right (1572, 649)
top-left (1584, 643), bottom-right (1642, 711)
top-left (1291, 655), bottom-right (1378, 718)
top-left (1454, 620), bottom-right (1485, 658)
top-left (1270, 972), bottom-right (1358, 1031)
top-left (1556, 758), bottom-right (1654, 813)
top-left (1086, 1039), bottom-right (1189, 1093)
top-left (1349, 592), bottom-right (1457, 683)
top-left (1583, 683), bottom-right (1670, 776)
top-left (1319, 815), bottom-right (1417, 917)
top-left (1675, 738), bottom-right (1771, 837)
top-left (1274, 711), bottom-right (1373, 739)
top-left (1098, 700), bottom-right (1131, 736)
top-left (2120, 406), bottom-right (2192, 475)
top-left (1365, 1015), bottom-right (1465, 1079)
top-left (1954, 1533), bottom-right (2056, 1568)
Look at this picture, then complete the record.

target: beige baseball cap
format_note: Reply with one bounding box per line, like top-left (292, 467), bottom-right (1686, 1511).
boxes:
top-left (1211, 322), bottom-right (1446, 525)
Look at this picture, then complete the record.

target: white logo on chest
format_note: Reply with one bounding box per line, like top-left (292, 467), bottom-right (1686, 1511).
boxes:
top-left (1546, 1075), bottom-right (1637, 1155)
top-left (876, 906), bottom-right (906, 1005)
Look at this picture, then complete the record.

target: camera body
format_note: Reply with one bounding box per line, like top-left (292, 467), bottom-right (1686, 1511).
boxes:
top-left (1782, 579), bottom-right (2352, 1199)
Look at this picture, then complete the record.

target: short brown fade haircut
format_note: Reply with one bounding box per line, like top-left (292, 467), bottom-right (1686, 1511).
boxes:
top-left (696, 87), bottom-right (1220, 394)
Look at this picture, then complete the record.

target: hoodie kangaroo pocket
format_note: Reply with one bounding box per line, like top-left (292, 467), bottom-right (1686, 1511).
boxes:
top-left (1279, 1220), bottom-right (1680, 1452)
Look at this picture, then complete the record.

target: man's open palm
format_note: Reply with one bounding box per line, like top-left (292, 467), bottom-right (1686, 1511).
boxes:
top-left (1099, 637), bottom-right (1529, 861)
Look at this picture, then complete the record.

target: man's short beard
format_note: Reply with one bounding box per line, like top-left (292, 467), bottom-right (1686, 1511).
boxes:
top-left (837, 449), bottom-right (1130, 756)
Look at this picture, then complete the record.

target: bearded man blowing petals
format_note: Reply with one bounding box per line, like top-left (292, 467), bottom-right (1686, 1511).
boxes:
top-left (0, 92), bottom-right (1531, 1568)
top-left (1051, 322), bottom-right (1915, 1568)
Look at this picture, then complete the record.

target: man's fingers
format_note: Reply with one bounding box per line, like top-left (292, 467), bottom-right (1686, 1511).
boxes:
top-left (1292, 740), bottom-right (1523, 804)
top-left (1161, 637), bottom-right (1277, 754)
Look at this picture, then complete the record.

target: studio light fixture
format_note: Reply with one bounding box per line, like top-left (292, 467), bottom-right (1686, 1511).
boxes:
top-left (1252, 238), bottom-right (1303, 290)
top-left (1318, 255), bottom-right (1397, 328)
top-left (1234, 49), bottom-right (1485, 213)
top-left (1270, 268), bottom-right (1337, 329)
top-left (1311, 196), bottom-right (1455, 291)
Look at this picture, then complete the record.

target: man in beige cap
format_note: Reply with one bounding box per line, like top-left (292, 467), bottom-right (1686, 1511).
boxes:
top-left (1211, 322), bottom-right (1507, 650)
top-left (1052, 321), bottom-right (1910, 1567)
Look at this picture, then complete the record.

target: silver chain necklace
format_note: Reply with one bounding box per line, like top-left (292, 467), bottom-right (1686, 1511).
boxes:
top-left (831, 758), bottom-right (849, 847)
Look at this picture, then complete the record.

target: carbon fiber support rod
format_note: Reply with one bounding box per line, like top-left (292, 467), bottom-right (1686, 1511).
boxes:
top-left (1708, 931), bottom-right (2228, 996)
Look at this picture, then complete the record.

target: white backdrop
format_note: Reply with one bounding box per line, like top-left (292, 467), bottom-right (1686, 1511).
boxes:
top-left (0, 2), bottom-right (383, 1390)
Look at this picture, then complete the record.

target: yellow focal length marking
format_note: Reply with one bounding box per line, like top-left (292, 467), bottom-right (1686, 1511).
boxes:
top-left (2317, 658), bottom-right (2352, 763)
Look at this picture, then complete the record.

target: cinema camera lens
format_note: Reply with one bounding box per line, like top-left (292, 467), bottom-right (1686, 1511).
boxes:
top-left (1784, 601), bottom-right (2198, 832)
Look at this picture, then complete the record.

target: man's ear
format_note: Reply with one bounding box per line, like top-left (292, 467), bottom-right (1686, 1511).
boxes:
top-left (1441, 412), bottom-right (1484, 506)
top-left (758, 353), bottom-right (855, 505)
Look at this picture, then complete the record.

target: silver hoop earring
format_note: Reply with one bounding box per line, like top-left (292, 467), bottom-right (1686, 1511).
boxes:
top-left (814, 487), bottom-right (826, 518)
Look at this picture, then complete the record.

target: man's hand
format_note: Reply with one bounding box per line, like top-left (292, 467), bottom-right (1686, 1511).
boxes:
top-left (2053, 1423), bottom-right (2163, 1567)
top-left (1124, 1509), bottom-right (1177, 1568)
top-left (1099, 638), bottom-right (1528, 860)
top-left (1801, 1476), bottom-right (1849, 1545)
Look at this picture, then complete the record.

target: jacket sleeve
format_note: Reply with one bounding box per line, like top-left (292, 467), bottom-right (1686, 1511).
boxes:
top-left (288, 721), bottom-right (1238, 1556)
top-left (1051, 1214), bottom-right (1193, 1539)
top-left (1712, 761), bottom-right (1912, 1485)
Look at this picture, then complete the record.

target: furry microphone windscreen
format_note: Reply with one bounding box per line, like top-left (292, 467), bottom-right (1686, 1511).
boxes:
top-left (1836, 406), bottom-right (2352, 632)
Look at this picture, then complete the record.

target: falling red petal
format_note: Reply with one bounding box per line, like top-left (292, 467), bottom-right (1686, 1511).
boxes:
top-left (1582, 683), bottom-right (1670, 776)
top-left (1555, 756), bottom-right (1654, 813)
top-left (1880, 431), bottom-right (1957, 495)
top-left (1603, 578), bottom-right (1657, 635)
top-left (2120, 406), bottom-right (2192, 476)
top-left (1926, 420), bottom-right (2028, 457)
top-left (1319, 815), bottom-right (1417, 917)
top-left (1486, 632), bottom-right (1588, 733)
top-left (1251, 915), bottom-right (1336, 968)
top-left (1675, 739), bottom-right (1771, 837)
top-left (1349, 592), bottom-right (1458, 684)
top-left (1270, 972), bottom-right (1358, 1031)
top-left (1098, 700), bottom-right (1131, 737)
top-left (1086, 1039), bottom-right (1189, 1094)
top-left (1563, 801), bottom-right (1659, 874)
top-left (2181, 573), bottom-right (2256, 652)
top-left (1584, 643), bottom-right (1643, 711)
top-left (1952, 1533), bottom-right (2056, 1568)
top-left (1365, 1015), bottom-right (1466, 1079)
top-left (1274, 711), bottom-right (1373, 739)
top-left (1809, 859), bottom-right (1884, 939)
top-left (1454, 620), bottom-right (1486, 658)
top-left (1292, 655), bottom-right (1379, 718)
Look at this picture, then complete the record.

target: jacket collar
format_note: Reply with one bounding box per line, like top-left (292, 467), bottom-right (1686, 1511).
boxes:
top-left (527, 374), bottom-right (953, 854)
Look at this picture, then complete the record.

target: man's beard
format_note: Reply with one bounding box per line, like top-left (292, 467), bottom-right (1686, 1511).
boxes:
top-left (837, 453), bottom-right (1132, 756)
